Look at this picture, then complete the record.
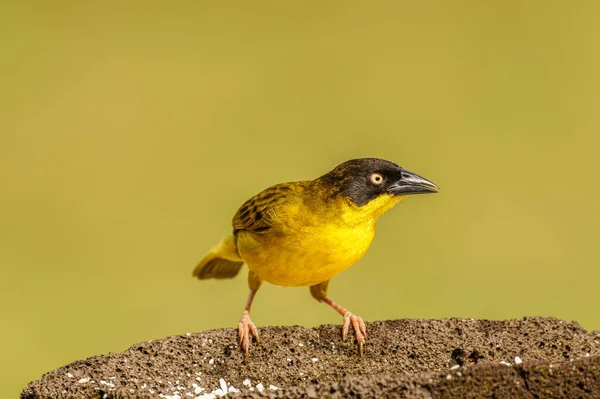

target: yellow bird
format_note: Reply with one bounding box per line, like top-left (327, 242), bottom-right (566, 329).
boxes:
top-left (193, 158), bottom-right (438, 357)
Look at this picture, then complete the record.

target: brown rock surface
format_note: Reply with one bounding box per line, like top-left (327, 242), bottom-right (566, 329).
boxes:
top-left (21, 317), bottom-right (600, 398)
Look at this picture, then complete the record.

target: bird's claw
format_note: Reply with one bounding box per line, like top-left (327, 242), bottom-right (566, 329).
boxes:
top-left (238, 310), bottom-right (259, 359)
top-left (341, 311), bottom-right (367, 357)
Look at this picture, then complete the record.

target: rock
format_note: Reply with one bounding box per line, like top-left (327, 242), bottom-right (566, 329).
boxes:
top-left (21, 317), bottom-right (600, 399)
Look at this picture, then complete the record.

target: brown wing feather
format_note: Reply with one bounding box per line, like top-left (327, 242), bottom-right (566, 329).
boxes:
top-left (232, 182), bottom-right (301, 234)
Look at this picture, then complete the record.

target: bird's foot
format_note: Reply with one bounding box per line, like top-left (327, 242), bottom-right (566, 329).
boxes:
top-left (238, 310), bottom-right (259, 359)
top-left (341, 312), bottom-right (367, 357)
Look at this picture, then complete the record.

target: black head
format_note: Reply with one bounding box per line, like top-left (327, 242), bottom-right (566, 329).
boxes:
top-left (318, 158), bottom-right (439, 206)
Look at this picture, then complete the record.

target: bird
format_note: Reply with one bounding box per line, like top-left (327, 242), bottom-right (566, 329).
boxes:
top-left (192, 158), bottom-right (438, 358)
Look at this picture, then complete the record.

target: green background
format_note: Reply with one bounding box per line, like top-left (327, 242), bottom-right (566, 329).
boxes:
top-left (2, 2), bottom-right (599, 397)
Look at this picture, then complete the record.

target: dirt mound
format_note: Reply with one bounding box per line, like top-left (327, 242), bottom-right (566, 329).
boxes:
top-left (21, 317), bottom-right (600, 398)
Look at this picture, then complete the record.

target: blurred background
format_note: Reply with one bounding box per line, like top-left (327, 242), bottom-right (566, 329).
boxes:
top-left (2, 1), bottom-right (600, 397)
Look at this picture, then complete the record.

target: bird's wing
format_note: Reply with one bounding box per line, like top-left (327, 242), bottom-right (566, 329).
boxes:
top-left (232, 182), bottom-right (303, 235)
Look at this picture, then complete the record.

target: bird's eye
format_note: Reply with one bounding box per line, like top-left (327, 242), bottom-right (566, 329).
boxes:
top-left (370, 173), bottom-right (384, 185)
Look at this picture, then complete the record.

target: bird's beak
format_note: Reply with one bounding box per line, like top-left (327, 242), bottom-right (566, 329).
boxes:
top-left (387, 169), bottom-right (439, 196)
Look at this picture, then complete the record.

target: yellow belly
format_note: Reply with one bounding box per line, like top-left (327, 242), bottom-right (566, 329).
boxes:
top-left (236, 222), bottom-right (376, 287)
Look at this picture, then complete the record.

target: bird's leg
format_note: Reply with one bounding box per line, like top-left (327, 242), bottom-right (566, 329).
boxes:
top-left (238, 271), bottom-right (262, 359)
top-left (310, 281), bottom-right (367, 357)
top-left (238, 289), bottom-right (259, 358)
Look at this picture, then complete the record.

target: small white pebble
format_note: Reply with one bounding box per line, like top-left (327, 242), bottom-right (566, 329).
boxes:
top-left (66, 372), bottom-right (74, 378)
top-left (586, 353), bottom-right (590, 357)
top-left (219, 378), bottom-right (227, 392)
top-left (103, 394), bottom-right (108, 399)
top-left (311, 357), bottom-right (318, 362)
top-left (249, 387), bottom-right (255, 391)
top-left (208, 339), bottom-right (213, 344)
top-left (256, 382), bottom-right (265, 392)
top-left (129, 389), bottom-right (135, 393)
top-left (500, 361), bottom-right (512, 366)
top-left (186, 333), bottom-right (191, 336)
top-left (450, 365), bottom-right (460, 370)
top-left (209, 359), bottom-right (215, 365)
top-left (456, 371), bottom-right (462, 377)
top-left (515, 356), bottom-right (522, 365)
top-left (78, 378), bottom-right (90, 384)
top-left (228, 386), bottom-right (240, 393)
top-left (268, 384), bottom-right (279, 390)
top-left (242, 379), bottom-right (251, 387)
top-left (446, 374), bottom-right (452, 380)
top-left (109, 376), bottom-right (116, 380)
top-left (298, 342), bottom-right (304, 347)
top-left (194, 386), bottom-right (204, 394)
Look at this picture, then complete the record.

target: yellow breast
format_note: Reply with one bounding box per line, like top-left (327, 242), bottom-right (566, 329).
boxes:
top-left (236, 194), bottom-right (402, 287)
top-left (237, 221), bottom-right (375, 286)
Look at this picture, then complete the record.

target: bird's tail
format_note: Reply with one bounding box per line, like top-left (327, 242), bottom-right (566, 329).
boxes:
top-left (192, 235), bottom-right (245, 279)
